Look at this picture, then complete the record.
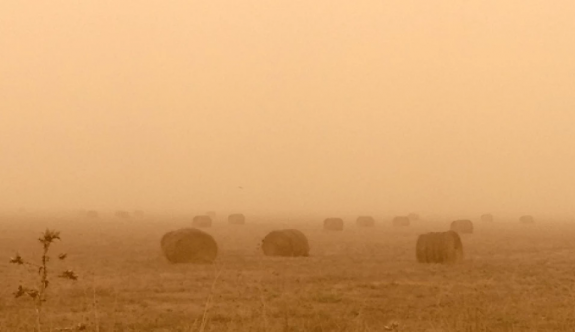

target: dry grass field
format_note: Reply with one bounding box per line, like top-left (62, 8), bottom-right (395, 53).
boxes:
top-left (2, 213), bottom-right (575, 331)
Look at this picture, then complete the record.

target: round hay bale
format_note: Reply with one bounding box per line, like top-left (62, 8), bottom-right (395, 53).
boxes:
top-left (193, 215), bottom-right (212, 228)
top-left (450, 219), bottom-right (474, 234)
top-left (480, 213), bottom-right (494, 222)
top-left (228, 213), bottom-right (245, 225)
top-left (262, 229), bottom-right (309, 257)
top-left (323, 218), bottom-right (344, 231)
top-left (416, 230), bottom-right (463, 264)
top-left (86, 210), bottom-right (99, 219)
top-left (161, 228), bottom-right (218, 263)
top-left (356, 216), bottom-right (375, 227)
top-left (520, 215), bottom-right (535, 224)
top-left (115, 210), bottom-right (131, 219)
top-left (408, 213), bottom-right (420, 221)
top-left (392, 216), bottom-right (410, 227)
top-left (415, 233), bottom-right (434, 263)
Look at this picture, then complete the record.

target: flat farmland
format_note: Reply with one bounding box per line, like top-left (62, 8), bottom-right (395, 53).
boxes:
top-left (1, 214), bottom-right (575, 331)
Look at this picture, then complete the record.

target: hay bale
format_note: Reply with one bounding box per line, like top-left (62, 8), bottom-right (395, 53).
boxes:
top-left (228, 213), bottom-right (245, 225)
top-left (356, 216), bottom-right (375, 227)
top-left (323, 218), bottom-right (344, 231)
top-left (193, 215), bottom-right (212, 228)
top-left (520, 215), bottom-right (535, 224)
top-left (416, 230), bottom-right (463, 264)
top-left (408, 213), bottom-right (420, 221)
top-left (115, 210), bottom-right (130, 219)
top-left (480, 214), bottom-right (494, 222)
top-left (86, 210), bottom-right (99, 219)
top-left (262, 229), bottom-right (309, 257)
top-left (161, 228), bottom-right (218, 263)
top-left (392, 216), bottom-right (410, 227)
top-left (450, 219), bottom-right (474, 234)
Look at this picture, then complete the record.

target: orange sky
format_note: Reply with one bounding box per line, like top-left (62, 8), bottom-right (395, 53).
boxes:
top-left (1, 1), bottom-right (574, 216)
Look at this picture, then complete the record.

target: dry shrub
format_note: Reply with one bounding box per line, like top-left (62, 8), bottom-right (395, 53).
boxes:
top-left (520, 215), bottom-right (535, 224)
top-left (481, 213), bottom-right (494, 222)
top-left (416, 230), bottom-right (463, 264)
top-left (161, 228), bottom-right (218, 263)
top-left (356, 216), bottom-right (375, 227)
top-left (323, 218), bottom-right (344, 231)
top-left (262, 229), bottom-right (309, 257)
top-left (193, 215), bottom-right (213, 228)
top-left (228, 213), bottom-right (245, 225)
top-left (392, 216), bottom-right (410, 227)
top-left (450, 219), bottom-right (474, 234)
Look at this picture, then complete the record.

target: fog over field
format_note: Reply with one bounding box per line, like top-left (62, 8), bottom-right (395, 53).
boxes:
top-left (1, 1), bottom-right (574, 217)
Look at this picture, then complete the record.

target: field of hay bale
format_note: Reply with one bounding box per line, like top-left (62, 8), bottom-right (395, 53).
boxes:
top-left (2, 213), bottom-right (575, 331)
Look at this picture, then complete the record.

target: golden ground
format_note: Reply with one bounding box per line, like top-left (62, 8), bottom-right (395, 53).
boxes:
top-left (1, 213), bottom-right (574, 331)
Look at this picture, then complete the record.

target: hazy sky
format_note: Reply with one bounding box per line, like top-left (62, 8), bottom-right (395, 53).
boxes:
top-left (1, 1), bottom-right (574, 216)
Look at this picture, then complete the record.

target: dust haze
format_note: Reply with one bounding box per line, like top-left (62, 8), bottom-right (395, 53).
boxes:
top-left (1, 1), bottom-right (574, 218)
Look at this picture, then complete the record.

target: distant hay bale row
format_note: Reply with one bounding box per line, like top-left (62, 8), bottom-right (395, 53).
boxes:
top-left (356, 216), bottom-right (375, 227)
top-left (262, 229), bottom-right (310, 257)
top-left (324, 216), bottom-right (417, 229)
top-left (392, 216), bottom-right (410, 227)
top-left (357, 214), bottom-right (419, 227)
top-left (191, 214), bottom-right (246, 227)
top-left (161, 228), bottom-right (218, 263)
top-left (479, 213), bottom-right (536, 224)
top-left (323, 218), bottom-right (344, 231)
top-left (416, 230), bottom-right (463, 264)
top-left (89, 209), bottom-right (143, 219)
top-left (450, 219), bottom-right (473, 234)
top-left (115, 210), bottom-right (131, 219)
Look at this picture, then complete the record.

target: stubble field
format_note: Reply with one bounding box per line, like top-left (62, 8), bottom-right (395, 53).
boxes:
top-left (1, 213), bottom-right (575, 331)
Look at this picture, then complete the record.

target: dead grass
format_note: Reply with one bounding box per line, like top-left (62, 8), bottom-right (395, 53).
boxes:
top-left (2, 214), bottom-right (575, 331)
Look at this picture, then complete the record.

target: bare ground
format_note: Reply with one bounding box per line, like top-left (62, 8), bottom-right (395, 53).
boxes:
top-left (1, 213), bottom-right (575, 331)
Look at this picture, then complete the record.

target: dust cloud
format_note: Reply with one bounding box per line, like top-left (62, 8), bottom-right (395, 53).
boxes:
top-left (1, 1), bottom-right (574, 218)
